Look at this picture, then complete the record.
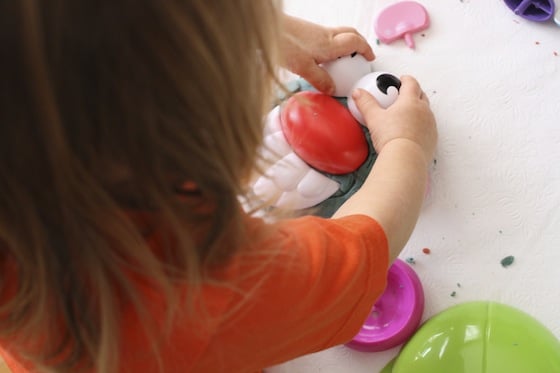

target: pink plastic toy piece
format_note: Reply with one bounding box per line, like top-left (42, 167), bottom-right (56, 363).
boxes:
top-left (346, 259), bottom-right (425, 352)
top-left (374, 1), bottom-right (430, 49)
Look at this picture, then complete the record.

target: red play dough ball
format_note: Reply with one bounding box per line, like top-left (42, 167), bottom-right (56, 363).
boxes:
top-left (280, 91), bottom-right (368, 175)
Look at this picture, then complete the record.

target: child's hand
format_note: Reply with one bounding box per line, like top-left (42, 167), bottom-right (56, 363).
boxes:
top-left (281, 14), bottom-right (375, 95)
top-left (336, 76), bottom-right (437, 261)
top-left (351, 75), bottom-right (437, 163)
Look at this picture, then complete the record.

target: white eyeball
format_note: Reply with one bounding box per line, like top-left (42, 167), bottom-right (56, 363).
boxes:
top-left (347, 72), bottom-right (401, 124)
top-left (320, 53), bottom-right (371, 97)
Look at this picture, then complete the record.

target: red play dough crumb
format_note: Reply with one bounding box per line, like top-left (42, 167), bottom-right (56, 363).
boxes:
top-left (422, 248), bottom-right (431, 255)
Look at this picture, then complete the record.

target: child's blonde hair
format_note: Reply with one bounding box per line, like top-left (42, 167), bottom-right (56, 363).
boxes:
top-left (0, 0), bottom-right (281, 371)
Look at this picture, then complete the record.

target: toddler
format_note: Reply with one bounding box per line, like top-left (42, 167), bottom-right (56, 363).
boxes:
top-left (0, 1), bottom-right (437, 372)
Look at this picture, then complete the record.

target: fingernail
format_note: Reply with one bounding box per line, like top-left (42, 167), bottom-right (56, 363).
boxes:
top-left (351, 89), bottom-right (362, 100)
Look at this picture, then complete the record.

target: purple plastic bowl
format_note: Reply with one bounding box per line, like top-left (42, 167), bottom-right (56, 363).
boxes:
top-left (346, 259), bottom-right (425, 352)
top-left (503, 0), bottom-right (555, 22)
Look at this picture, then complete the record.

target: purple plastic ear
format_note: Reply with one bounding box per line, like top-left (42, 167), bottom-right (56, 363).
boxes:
top-left (503, 0), bottom-right (555, 22)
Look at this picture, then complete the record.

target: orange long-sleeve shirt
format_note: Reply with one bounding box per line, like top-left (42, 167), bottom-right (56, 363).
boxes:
top-left (1, 214), bottom-right (388, 372)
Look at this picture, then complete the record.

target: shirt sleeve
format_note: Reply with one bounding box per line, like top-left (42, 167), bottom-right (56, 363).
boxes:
top-left (196, 214), bottom-right (389, 372)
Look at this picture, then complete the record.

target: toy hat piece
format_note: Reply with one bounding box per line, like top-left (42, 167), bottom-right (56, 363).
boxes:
top-left (390, 301), bottom-right (560, 373)
top-left (503, 0), bottom-right (555, 22)
top-left (346, 259), bottom-right (424, 352)
top-left (374, 1), bottom-right (430, 49)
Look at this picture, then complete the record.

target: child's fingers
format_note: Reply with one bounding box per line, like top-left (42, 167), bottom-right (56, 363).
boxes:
top-left (302, 63), bottom-right (336, 95)
top-left (420, 90), bottom-right (430, 104)
top-left (330, 32), bottom-right (375, 61)
top-left (351, 88), bottom-right (382, 122)
top-left (398, 75), bottom-right (423, 99)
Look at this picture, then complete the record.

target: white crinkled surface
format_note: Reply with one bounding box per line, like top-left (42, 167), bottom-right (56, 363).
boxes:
top-left (268, 1), bottom-right (560, 372)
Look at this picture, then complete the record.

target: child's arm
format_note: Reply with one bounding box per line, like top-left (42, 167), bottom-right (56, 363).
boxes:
top-left (332, 76), bottom-right (437, 263)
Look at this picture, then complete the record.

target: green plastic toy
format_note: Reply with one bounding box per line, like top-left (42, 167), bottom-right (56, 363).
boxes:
top-left (382, 301), bottom-right (560, 373)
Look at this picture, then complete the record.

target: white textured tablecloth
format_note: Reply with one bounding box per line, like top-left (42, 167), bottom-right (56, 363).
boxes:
top-left (269, 1), bottom-right (560, 372)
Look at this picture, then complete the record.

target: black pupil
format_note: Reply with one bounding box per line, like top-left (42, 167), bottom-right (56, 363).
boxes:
top-left (376, 74), bottom-right (401, 94)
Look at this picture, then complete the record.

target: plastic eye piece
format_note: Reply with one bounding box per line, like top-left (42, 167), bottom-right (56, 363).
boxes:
top-left (347, 72), bottom-right (401, 124)
top-left (320, 53), bottom-right (372, 97)
top-left (376, 74), bottom-right (402, 94)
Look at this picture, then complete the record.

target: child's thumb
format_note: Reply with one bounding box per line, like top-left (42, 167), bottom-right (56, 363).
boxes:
top-left (304, 64), bottom-right (336, 95)
top-left (351, 88), bottom-right (381, 124)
